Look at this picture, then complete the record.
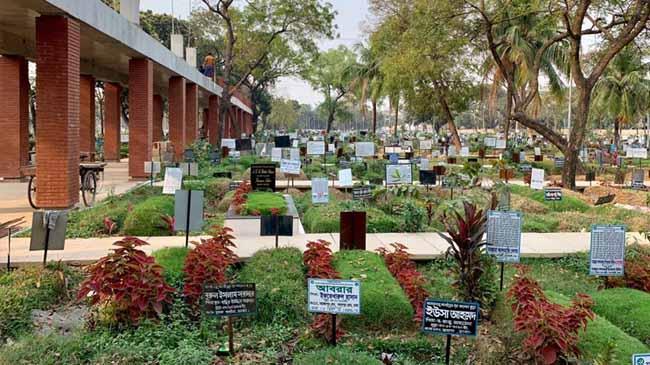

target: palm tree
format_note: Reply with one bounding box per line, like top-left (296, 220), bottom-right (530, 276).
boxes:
top-left (593, 46), bottom-right (650, 147)
top-left (350, 43), bottom-right (384, 135)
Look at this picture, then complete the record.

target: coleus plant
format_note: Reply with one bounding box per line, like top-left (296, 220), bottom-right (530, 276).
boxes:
top-left (508, 265), bottom-right (594, 365)
top-left (78, 237), bottom-right (175, 326)
top-left (103, 217), bottom-right (117, 235)
top-left (377, 243), bottom-right (429, 323)
top-left (232, 181), bottom-right (252, 214)
top-left (303, 240), bottom-right (344, 341)
top-left (182, 226), bottom-right (239, 307)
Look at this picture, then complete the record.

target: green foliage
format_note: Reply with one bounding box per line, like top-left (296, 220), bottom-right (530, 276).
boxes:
top-left (333, 250), bottom-right (413, 329)
top-left (400, 201), bottom-right (426, 232)
top-left (522, 213), bottom-right (560, 232)
top-left (591, 288), bottom-right (650, 345)
top-left (240, 192), bottom-right (288, 216)
top-left (0, 264), bottom-right (80, 341)
top-left (153, 247), bottom-right (190, 289)
top-left (237, 248), bottom-right (307, 324)
top-left (294, 348), bottom-right (382, 365)
top-left (510, 185), bottom-right (590, 212)
top-left (123, 196), bottom-right (175, 236)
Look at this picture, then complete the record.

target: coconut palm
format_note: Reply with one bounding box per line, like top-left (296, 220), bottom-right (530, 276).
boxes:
top-left (593, 46), bottom-right (650, 146)
top-left (350, 43), bottom-right (384, 135)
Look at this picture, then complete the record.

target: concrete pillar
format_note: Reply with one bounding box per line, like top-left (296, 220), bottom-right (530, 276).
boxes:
top-left (153, 94), bottom-right (164, 142)
top-left (128, 58), bottom-right (153, 178)
top-left (103, 82), bottom-right (121, 161)
top-left (120, 0), bottom-right (140, 25)
top-left (185, 83), bottom-right (198, 144)
top-left (0, 56), bottom-right (29, 178)
top-left (168, 76), bottom-right (186, 160)
top-left (171, 34), bottom-right (184, 58)
top-left (35, 16), bottom-right (80, 208)
top-left (79, 75), bottom-right (96, 158)
top-left (208, 95), bottom-right (219, 145)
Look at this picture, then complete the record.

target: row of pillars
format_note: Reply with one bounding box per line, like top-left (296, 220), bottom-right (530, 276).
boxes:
top-left (0, 15), bottom-right (253, 209)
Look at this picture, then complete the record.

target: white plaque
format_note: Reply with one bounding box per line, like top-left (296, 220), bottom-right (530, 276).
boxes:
top-left (308, 279), bottom-right (361, 315)
top-left (163, 167), bottom-right (183, 195)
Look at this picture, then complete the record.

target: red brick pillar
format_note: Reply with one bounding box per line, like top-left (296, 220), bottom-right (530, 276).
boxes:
top-left (103, 82), bottom-right (121, 161)
top-left (208, 95), bottom-right (219, 146)
top-left (128, 58), bottom-right (153, 179)
top-left (0, 56), bottom-right (29, 178)
top-left (79, 75), bottom-right (96, 158)
top-left (185, 83), bottom-right (198, 144)
top-left (202, 108), bottom-right (209, 139)
top-left (35, 16), bottom-right (80, 208)
top-left (168, 76), bottom-right (186, 160)
top-left (153, 94), bottom-right (164, 142)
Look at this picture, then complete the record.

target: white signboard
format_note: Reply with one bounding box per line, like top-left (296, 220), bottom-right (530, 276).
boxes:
top-left (311, 177), bottom-right (329, 204)
top-left (590, 225), bottom-right (625, 277)
top-left (496, 139), bottom-right (507, 149)
top-left (484, 137), bottom-right (497, 148)
top-left (308, 278), bottom-right (361, 315)
top-left (420, 140), bottom-right (433, 150)
top-left (460, 147), bottom-right (470, 157)
top-left (534, 147), bottom-right (541, 156)
top-left (162, 167), bottom-right (183, 195)
top-left (221, 139), bottom-right (236, 150)
top-left (486, 211), bottom-right (522, 263)
top-left (338, 168), bottom-right (353, 187)
top-left (420, 158), bottom-right (430, 171)
top-left (402, 140), bottom-right (413, 148)
top-left (144, 161), bottom-right (161, 174)
top-left (179, 162), bottom-right (199, 176)
top-left (307, 141), bottom-right (325, 155)
top-left (633, 354), bottom-right (650, 365)
top-left (355, 142), bottom-right (375, 157)
top-left (328, 143), bottom-right (335, 153)
top-left (271, 147), bottom-right (282, 162)
top-left (627, 148), bottom-right (648, 159)
top-left (280, 159), bottom-right (301, 175)
top-left (531, 168), bottom-right (545, 190)
top-left (448, 145), bottom-right (457, 157)
top-left (292, 139), bottom-right (299, 148)
top-left (386, 164), bottom-right (413, 185)
top-left (290, 148), bottom-right (300, 161)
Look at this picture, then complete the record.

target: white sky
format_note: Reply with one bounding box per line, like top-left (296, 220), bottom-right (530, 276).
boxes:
top-left (140, 0), bottom-right (370, 106)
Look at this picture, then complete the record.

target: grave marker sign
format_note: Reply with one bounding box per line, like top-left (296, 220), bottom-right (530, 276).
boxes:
top-left (590, 225), bottom-right (625, 277)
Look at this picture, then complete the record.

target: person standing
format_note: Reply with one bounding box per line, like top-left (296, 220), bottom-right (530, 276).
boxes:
top-left (202, 52), bottom-right (216, 79)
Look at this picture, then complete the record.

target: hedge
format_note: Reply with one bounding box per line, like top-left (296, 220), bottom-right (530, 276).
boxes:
top-left (591, 288), bottom-right (650, 346)
top-left (237, 248), bottom-right (307, 324)
top-left (332, 250), bottom-right (413, 329)
top-left (123, 195), bottom-right (175, 236)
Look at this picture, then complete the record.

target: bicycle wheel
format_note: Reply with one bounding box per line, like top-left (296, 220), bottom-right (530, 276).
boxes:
top-left (27, 175), bottom-right (38, 209)
top-left (81, 172), bottom-right (97, 207)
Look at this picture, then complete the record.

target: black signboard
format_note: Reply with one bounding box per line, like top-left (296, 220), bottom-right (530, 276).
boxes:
top-left (467, 158), bottom-right (478, 163)
top-left (632, 169), bottom-right (645, 189)
top-left (251, 164), bottom-right (276, 192)
top-left (339, 160), bottom-right (351, 170)
top-left (419, 170), bottom-right (437, 186)
top-left (202, 283), bottom-right (256, 317)
top-left (260, 215), bottom-right (293, 236)
top-left (229, 181), bottom-right (240, 191)
top-left (520, 164), bottom-right (532, 173)
top-left (275, 135), bottom-right (290, 148)
top-left (422, 299), bottom-right (479, 337)
top-left (235, 138), bottom-right (252, 151)
top-left (340, 211), bottom-right (366, 250)
top-left (214, 171), bottom-right (232, 179)
top-left (554, 157), bottom-right (565, 168)
top-left (352, 186), bottom-right (372, 201)
top-left (184, 148), bottom-right (195, 162)
top-left (210, 151), bottom-right (221, 164)
top-left (544, 187), bottom-right (563, 201)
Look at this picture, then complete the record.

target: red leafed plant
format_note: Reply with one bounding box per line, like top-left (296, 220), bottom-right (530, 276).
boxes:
top-left (508, 266), bottom-right (594, 364)
top-left (377, 243), bottom-right (429, 323)
top-left (77, 237), bottom-right (175, 325)
top-left (232, 181), bottom-right (252, 214)
top-left (102, 217), bottom-right (117, 235)
top-left (303, 240), bottom-right (344, 341)
top-left (604, 243), bottom-right (650, 292)
top-left (160, 214), bottom-right (175, 234)
top-left (182, 226), bottom-right (239, 307)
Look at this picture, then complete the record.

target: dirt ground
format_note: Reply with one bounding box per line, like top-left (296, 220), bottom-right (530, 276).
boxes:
top-left (583, 186), bottom-right (649, 207)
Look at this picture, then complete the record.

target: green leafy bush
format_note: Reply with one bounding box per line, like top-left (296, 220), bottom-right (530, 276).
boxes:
top-left (294, 348), bottom-right (382, 365)
top-left (237, 248), bottom-right (307, 324)
top-left (123, 195), bottom-right (175, 236)
top-left (333, 250), bottom-right (413, 329)
top-left (153, 247), bottom-right (190, 288)
top-left (399, 201), bottom-right (426, 232)
top-left (591, 288), bottom-right (650, 345)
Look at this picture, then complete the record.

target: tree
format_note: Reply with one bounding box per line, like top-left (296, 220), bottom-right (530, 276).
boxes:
top-left (268, 97), bottom-right (300, 130)
top-left (200, 0), bottom-right (335, 142)
top-left (469, 0), bottom-right (650, 189)
top-left (350, 43), bottom-right (384, 135)
top-left (304, 46), bottom-right (358, 133)
top-left (593, 45), bottom-right (650, 146)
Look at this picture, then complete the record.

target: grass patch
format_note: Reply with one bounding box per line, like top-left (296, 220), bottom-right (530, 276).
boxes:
top-left (591, 288), bottom-right (650, 346)
top-left (546, 290), bottom-right (650, 363)
top-left (123, 195), bottom-right (175, 236)
top-left (294, 347), bottom-right (382, 365)
top-left (332, 250), bottom-right (413, 329)
top-left (240, 192), bottom-right (288, 216)
top-left (510, 185), bottom-right (590, 212)
top-left (153, 247), bottom-right (190, 288)
top-left (237, 248), bottom-right (307, 324)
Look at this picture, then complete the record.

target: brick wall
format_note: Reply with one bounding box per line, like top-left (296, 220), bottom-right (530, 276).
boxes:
top-left (35, 16), bottom-right (80, 208)
top-left (153, 94), bottom-right (163, 142)
top-left (79, 75), bottom-right (96, 157)
top-left (0, 56), bottom-right (29, 178)
top-left (128, 58), bottom-right (153, 179)
top-left (208, 95), bottom-right (219, 146)
top-left (103, 82), bottom-right (121, 161)
top-left (168, 76), bottom-right (186, 161)
top-left (185, 83), bottom-right (198, 145)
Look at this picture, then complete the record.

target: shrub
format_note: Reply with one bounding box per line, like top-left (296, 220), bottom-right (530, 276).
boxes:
top-left (153, 247), bottom-right (190, 288)
top-left (399, 201), bottom-right (426, 232)
top-left (377, 243), bottom-right (429, 323)
top-left (123, 196), bottom-right (175, 236)
top-left (508, 266), bottom-right (594, 364)
top-left (333, 250), bottom-right (413, 329)
top-left (78, 237), bottom-right (175, 326)
top-left (591, 288), bottom-right (650, 345)
top-left (231, 181), bottom-right (252, 214)
top-left (183, 227), bottom-right (238, 307)
top-left (604, 243), bottom-right (650, 292)
top-left (237, 248), bottom-right (308, 324)
top-left (0, 264), bottom-right (79, 340)
top-left (294, 348), bottom-right (382, 365)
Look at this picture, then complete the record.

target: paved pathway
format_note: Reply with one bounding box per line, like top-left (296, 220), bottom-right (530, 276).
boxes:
top-left (1, 232), bottom-right (647, 267)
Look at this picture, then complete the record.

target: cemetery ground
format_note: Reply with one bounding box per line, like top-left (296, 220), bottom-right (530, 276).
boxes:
top-left (1, 140), bottom-right (650, 364)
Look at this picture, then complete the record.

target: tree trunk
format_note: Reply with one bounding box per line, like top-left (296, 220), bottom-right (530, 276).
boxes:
top-left (561, 87), bottom-right (592, 190)
top-left (326, 108), bottom-right (335, 133)
top-left (393, 98), bottom-right (399, 138)
top-left (371, 100), bottom-right (377, 135)
top-left (438, 94), bottom-right (462, 151)
top-left (504, 87), bottom-right (513, 148)
top-left (614, 117), bottom-right (621, 147)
